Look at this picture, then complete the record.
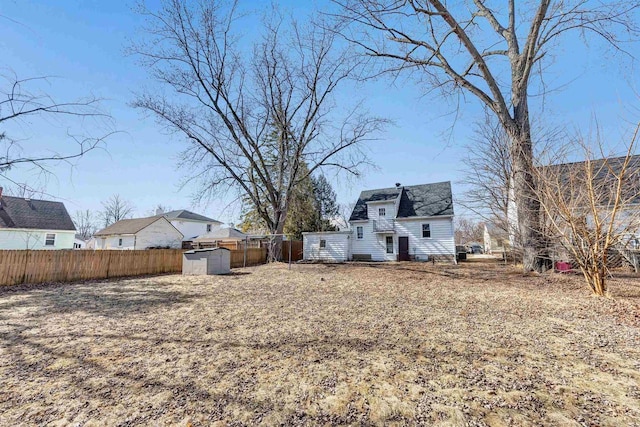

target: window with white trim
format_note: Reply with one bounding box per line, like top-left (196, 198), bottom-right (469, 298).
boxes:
top-left (207, 224), bottom-right (212, 232)
top-left (422, 223), bottom-right (431, 238)
top-left (385, 236), bottom-right (393, 254)
top-left (118, 238), bottom-right (123, 247)
top-left (378, 208), bottom-right (386, 217)
top-left (356, 226), bottom-right (363, 239)
top-left (45, 233), bottom-right (55, 246)
top-left (320, 239), bottom-right (327, 249)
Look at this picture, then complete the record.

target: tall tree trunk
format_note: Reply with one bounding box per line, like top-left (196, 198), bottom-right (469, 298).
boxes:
top-left (507, 95), bottom-right (546, 272)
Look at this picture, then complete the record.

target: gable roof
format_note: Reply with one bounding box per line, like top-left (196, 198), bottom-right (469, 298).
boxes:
top-left (349, 181), bottom-right (454, 221)
top-left (193, 227), bottom-right (247, 242)
top-left (159, 210), bottom-right (221, 223)
top-left (543, 154), bottom-right (640, 205)
top-left (94, 216), bottom-right (182, 237)
top-left (0, 196), bottom-right (76, 231)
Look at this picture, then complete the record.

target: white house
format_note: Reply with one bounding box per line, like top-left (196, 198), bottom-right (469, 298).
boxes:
top-left (0, 192), bottom-right (76, 250)
top-left (157, 209), bottom-right (222, 242)
top-left (93, 216), bottom-right (184, 250)
top-left (74, 234), bottom-right (88, 249)
top-left (302, 231), bottom-right (351, 262)
top-left (303, 182), bottom-right (456, 263)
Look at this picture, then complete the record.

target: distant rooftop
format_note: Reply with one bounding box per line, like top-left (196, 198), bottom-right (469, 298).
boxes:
top-left (158, 209), bottom-right (221, 223)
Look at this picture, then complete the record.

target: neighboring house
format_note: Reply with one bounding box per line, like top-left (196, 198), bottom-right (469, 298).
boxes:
top-left (74, 234), bottom-right (88, 249)
top-left (304, 182), bottom-right (456, 263)
top-left (93, 216), bottom-right (184, 250)
top-left (157, 209), bottom-right (222, 242)
top-left (0, 192), bottom-right (76, 250)
top-left (192, 227), bottom-right (250, 249)
top-left (483, 223), bottom-right (509, 255)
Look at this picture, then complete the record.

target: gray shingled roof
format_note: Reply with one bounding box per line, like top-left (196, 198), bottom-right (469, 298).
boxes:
top-left (0, 196), bottom-right (76, 231)
top-left (193, 227), bottom-right (247, 242)
top-left (94, 217), bottom-right (183, 237)
top-left (349, 181), bottom-right (454, 221)
top-left (159, 210), bottom-right (221, 223)
top-left (544, 154), bottom-right (640, 205)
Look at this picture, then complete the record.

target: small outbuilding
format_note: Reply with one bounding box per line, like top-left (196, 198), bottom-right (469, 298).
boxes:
top-left (303, 231), bottom-right (351, 262)
top-left (182, 247), bottom-right (231, 275)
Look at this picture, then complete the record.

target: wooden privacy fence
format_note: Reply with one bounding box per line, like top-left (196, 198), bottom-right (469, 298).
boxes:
top-left (282, 240), bottom-right (303, 262)
top-left (0, 247), bottom-right (269, 286)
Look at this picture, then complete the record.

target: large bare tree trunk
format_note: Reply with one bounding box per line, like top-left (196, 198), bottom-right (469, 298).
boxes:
top-left (508, 95), bottom-right (545, 272)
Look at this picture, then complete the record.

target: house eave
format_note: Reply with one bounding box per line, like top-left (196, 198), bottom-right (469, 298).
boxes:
top-left (0, 227), bottom-right (76, 233)
top-left (395, 214), bottom-right (454, 221)
top-left (365, 199), bottom-right (398, 205)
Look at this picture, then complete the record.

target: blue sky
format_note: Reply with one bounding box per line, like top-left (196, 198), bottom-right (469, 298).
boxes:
top-left (1, 0), bottom-right (638, 225)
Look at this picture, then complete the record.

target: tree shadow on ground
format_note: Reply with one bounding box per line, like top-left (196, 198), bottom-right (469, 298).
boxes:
top-left (0, 280), bottom-right (202, 320)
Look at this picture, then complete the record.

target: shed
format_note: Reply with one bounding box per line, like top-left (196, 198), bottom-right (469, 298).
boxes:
top-left (303, 231), bottom-right (351, 262)
top-left (182, 248), bottom-right (231, 275)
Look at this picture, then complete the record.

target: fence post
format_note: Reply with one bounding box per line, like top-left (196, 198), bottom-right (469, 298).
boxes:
top-left (244, 236), bottom-right (248, 268)
top-left (288, 239), bottom-right (292, 270)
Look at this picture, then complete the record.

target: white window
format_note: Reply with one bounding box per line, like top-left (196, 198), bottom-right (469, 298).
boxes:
top-left (422, 224), bottom-right (431, 238)
top-left (118, 238), bottom-right (123, 247)
top-left (320, 239), bottom-right (327, 249)
top-left (386, 236), bottom-right (393, 254)
top-left (356, 226), bottom-right (363, 239)
top-left (379, 208), bottom-right (386, 217)
top-left (207, 224), bottom-right (212, 232)
top-left (45, 233), bottom-right (55, 246)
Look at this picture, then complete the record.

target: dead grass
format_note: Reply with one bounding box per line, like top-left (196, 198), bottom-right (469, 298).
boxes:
top-left (1, 262), bottom-right (639, 426)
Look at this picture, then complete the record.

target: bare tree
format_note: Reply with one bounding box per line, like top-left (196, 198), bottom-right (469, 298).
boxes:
top-left (131, 1), bottom-right (386, 258)
top-left (454, 217), bottom-right (484, 245)
top-left (534, 124), bottom-right (640, 296)
top-left (100, 194), bottom-right (134, 227)
top-left (0, 72), bottom-right (114, 191)
top-left (73, 209), bottom-right (97, 240)
top-left (461, 110), bottom-right (566, 249)
top-left (335, 0), bottom-right (639, 271)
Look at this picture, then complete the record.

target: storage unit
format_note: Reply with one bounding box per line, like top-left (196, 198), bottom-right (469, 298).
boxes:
top-left (182, 247), bottom-right (231, 275)
top-left (303, 231), bottom-right (351, 262)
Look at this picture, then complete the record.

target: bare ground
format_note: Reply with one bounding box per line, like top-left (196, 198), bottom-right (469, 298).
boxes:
top-left (0, 262), bottom-right (639, 426)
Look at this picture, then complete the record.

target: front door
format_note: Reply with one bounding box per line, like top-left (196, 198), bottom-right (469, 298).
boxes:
top-left (398, 236), bottom-right (410, 261)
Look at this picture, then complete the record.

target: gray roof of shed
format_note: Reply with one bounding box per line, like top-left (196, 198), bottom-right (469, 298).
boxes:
top-left (349, 181), bottom-right (454, 221)
top-left (159, 210), bottom-right (221, 223)
top-left (0, 196), bottom-right (76, 231)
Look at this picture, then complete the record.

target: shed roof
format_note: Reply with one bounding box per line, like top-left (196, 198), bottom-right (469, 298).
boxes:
top-left (0, 195), bottom-right (75, 231)
top-left (349, 181), bottom-right (454, 221)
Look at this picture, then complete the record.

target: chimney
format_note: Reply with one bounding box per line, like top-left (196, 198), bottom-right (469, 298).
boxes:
top-left (0, 186), bottom-right (3, 198)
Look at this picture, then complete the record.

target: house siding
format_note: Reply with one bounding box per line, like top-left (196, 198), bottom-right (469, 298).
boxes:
top-left (0, 229), bottom-right (75, 250)
top-left (170, 220), bottom-right (220, 241)
top-left (303, 233), bottom-right (350, 262)
top-left (350, 217), bottom-right (455, 262)
top-left (135, 219), bottom-right (183, 249)
top-left (97, 235), bottom-right (136, 250)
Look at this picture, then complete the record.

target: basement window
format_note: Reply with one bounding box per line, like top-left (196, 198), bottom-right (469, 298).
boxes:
top-left (320, 239), bottom-right (327, 249)
top-left (45, 233), bottom-right (55, 246)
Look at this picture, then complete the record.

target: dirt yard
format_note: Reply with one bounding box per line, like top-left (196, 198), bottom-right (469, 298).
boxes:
top-left (1, 262), bottom-right (639, 426)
